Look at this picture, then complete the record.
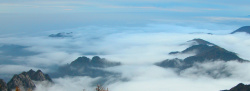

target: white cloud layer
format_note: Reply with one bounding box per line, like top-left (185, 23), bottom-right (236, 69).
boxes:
top-left (0, 24), bottom-right (250, 90)
top-left (35, 76), bottom-right (100, 91)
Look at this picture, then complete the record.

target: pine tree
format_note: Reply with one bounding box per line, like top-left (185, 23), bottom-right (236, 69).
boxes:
top-left (15, 86), bottom-right (20, 91)
top-left (96, 85), bottom-right (108, 91)
top-left (0, 84), bottom-right (2, 91)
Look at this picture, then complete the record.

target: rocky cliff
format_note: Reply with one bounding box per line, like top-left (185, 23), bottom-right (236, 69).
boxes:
top-left (6, 69), bottom-right (53, 91)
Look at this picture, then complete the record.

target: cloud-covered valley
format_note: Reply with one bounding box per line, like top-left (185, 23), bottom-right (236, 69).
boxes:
top-left (0, 24), bottom-right (250, 91)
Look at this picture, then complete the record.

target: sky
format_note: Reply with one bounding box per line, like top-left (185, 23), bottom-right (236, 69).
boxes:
top-left (1, 0), bottom-right (250, 91)
top-left (0, 0), bottom-right (250, 34)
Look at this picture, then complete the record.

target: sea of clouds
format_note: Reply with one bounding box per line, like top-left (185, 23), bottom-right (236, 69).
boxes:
top-left (0, 24), bottom-right (250, 91)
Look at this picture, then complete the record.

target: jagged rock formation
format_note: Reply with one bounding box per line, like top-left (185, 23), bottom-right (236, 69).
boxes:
top-left (0, 79), bottom-right (7, 91)
top-left (157, 38), bottom-right (248, 70)
top-left (231, 26), bottom-right (250, 34)
top-left (6, 70), bottom-right (53, 91)
top-left (49, 32), bottom-right (73, 38)
top-left (222, 83), bottom-right (250, 91)
top-left (27, 69), bottom-right (53, 82)
top-left (52, 56), bottom-right (121, 78)
top-left (7, 72), bottom-right (36, 91)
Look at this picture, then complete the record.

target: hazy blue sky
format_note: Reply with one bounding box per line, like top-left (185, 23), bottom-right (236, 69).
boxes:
top-left (0, 0), bottom-right (250, 33)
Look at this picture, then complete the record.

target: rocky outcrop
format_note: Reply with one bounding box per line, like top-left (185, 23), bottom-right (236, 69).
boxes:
top-left (6, 69), bottom-right (53, 91)
top-left (0, 79), bottom-right (7, 91)
top-left (7, 72), bottom-right (35, 91)
top-left (27, 69), bottom-right (53, 82)
top-left (223, 83), bottom-right (250, 91)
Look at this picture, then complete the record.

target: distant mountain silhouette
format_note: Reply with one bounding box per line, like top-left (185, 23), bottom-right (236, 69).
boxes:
top-left (222, 83), bottom-right (250, 91)
top-left (52, 56), bottom-right (121, 78)
top-left (189, 32), bottom-right (213, 35)
top-left (6, 69), bottom-right (52, 91)
top-left (187, 38), bottom-right (214, 46)
top-left (183, 45), bottom-right (245, 64)
top-left (169, 38), bottom-right (214, 55)
top-left (48, 32), bottom-right (73, 38)
top-left (156, 58), bottom-right (183, 68)
top-left (157, 38), bottom-right (248, 71)
top-left (231, 26), bottom-right (250, 34)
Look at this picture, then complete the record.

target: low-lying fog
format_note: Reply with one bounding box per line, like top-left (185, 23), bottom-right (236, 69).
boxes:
top-left (0, 24), bottom-right (250, 91)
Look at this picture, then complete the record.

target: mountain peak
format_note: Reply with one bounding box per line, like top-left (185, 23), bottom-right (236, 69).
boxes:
top-left (231, 26), bottom-right (250, 34)
top-left (27, 69), bottom-right (35, 76)
top-left (187, 38), bottom-right (214, 46)
top-left (223, 83), bottom-right (250, 91)
top-left (163, 39), bottom-right (247, 70)
top-left (7, 73), bottom-right (36, 91)
top-left (7, 69), bottom-right (52, 91)
top-left (70, 56), bottom-right (91, 67)
top-left (91, 56), bottom-right (104, 64)
top-left (54, 56), bottom-right (121, 78)
top-left (30, 70), bottom-right (53, 82)
top-left (28, 69), bottom-right (35, 73)
top-left (92, 56), bottom-right (101, 61)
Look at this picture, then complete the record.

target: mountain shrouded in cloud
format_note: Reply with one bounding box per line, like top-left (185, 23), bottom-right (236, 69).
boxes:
top-left (48, 32), bottom-right (73, 38)
top-left (156, 38), bottom-right (248, 78)
top-left (1, 21), bottom-right (250, 91)
top-left (7, 72), bottom-right (36, 91)
top-left (223, 83), bottom-right (250, 91)
top-left (1, 0), bottom-right (250, 90)
top-left (231, 26), bottom-right (250, 34)
top-left (52, 56), bottom-right (121, 78)
top-left (5, 69), bottom-right (52, 91)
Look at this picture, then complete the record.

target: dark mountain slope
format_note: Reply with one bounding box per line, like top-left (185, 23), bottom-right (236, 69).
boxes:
top-left (52, 56), bottom-right (121, 78)
top-left (170, 38), bottom-right (214, 54)
top-left (231, 26), bottom-right (250, 34)
top-left (222, 83), bottom-right (250, 91)
top-left (27, 69), bottom-right (53, 82)
top-left (158, 38), bottom-right (247, 69)
top-left (183, 45), bottom-right (245, 65)
top-left (7, 69), bottom-right (53, 91)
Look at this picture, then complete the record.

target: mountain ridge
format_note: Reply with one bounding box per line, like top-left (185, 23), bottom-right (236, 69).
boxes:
top-left (222, 83), bottom-right (250, 91)
top-left (231, 26), bottom-right (250, 34)
top-left (52, 56), bottom-right (121, 78)
top-left (157, 38), bottom-right (248, 72)
top-left (2, 69), bottom-right (53, 91)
